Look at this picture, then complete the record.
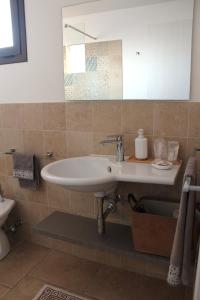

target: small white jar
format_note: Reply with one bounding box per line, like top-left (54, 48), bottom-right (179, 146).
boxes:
top-left (135, 129), bottom-right (148, 160)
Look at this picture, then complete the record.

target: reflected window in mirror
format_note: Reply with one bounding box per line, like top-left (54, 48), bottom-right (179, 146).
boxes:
top-left (62, 0), bottom-right (194, 101)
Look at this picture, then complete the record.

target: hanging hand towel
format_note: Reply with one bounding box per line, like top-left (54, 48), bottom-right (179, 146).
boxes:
top-left (167, 157), bottom-right (197, 286)
top-left (13, 153), bottom-right (40, 190)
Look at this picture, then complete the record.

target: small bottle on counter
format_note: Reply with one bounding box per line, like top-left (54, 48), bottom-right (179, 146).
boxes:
top-left (135, 129), bottom-right (148, 160)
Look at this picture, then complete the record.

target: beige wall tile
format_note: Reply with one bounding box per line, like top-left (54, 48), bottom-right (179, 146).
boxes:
top-left (92, 101), bottom-right (122, 133)
top-left (5, 155), bottom-right (13, 176)
top-left (23, 130), bottom-right (44, 156)
top-left (187, 138), bottom-right (200, 169)
top-left (93, 132), bottom-right (117, 155)
top-left (69, 191), bottom-right (95, 218)
top-left (22, 103), bottom-right (43, 130)
top-left (47, 183), bottom-right (70, 211)
top-left (66, 102), bottom-right (93, 131)
top-left (43, 103), bottom-right (66, 130)
top-left (44, 131), bottom-right (67, 158)
top-left (1, 129), bottom-right (24, 153)
top-left (154, 102), bottom-right (189, 137)
top-left (23, 182), bottom-right (48, 204)
top-left (0, 104), bottom-right (23, 129)
top-left (16, 199), bottom-right (49, 225)
top-left (124, 134), bottom-right (136, 156)
top-left (122, 102), bottom-right (154, 135)
top-left (67, 131), bottom-right (93, 157)
top-left (187, 138), bottom-right (200, 156)
top-left (188, 102), bottom-right (200, 137)
top-left (6, 176), bottom-right (26, 201)
top-left (0, 156), bottom-right (6, 176)
top-left (0, 175), bottom-right (15, 199)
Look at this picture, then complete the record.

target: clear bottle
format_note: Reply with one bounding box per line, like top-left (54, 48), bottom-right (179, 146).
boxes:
top-left (135, 129), bottom-right (148, 160)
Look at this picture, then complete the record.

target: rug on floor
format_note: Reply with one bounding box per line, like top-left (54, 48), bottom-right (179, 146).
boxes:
top-left (33, 285), bottom-right (91, 300)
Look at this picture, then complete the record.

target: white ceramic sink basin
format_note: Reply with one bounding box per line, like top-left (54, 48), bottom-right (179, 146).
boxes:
top-left (41, 155), bottom-right (181, 195)
top-left (41, 156), bottom-right (118, 194)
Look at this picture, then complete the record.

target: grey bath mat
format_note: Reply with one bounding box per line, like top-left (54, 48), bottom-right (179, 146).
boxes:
top-left (33, 285), bottom-right (90, 300)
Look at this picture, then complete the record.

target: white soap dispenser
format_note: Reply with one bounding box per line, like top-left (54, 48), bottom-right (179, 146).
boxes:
top-left (135, 129), bottom-right (148, 160)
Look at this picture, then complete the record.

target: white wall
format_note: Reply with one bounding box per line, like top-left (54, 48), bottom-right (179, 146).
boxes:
top-left (0, 0), bottom-right (96, 103)
top-left (191, 0), bottom-right (200, 100)
top-left (0, 0), bottom-right (199, 102)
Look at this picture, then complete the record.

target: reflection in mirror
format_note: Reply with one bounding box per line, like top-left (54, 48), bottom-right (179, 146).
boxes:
top-left (62, 0), bottom-right (194, 101)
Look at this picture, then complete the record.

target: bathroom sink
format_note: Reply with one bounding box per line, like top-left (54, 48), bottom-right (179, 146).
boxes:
top-left (41, 156), bottom-right (118, 194)
top-left (41, 155), bottom-right (181, 195)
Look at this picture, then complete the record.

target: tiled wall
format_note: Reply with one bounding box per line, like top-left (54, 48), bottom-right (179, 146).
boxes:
top-left (1, 100), bottom-right (200, 275)
top-left (64, 40), bottom-right (123, 100)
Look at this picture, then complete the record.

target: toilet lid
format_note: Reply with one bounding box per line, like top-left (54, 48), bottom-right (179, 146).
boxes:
top-left (0, 198), bottom-right (15, 216)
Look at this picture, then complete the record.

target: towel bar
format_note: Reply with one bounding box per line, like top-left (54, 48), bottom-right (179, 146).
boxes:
top-left (0, 149), bottom-right (54, 158)
top-left (5, 148), bottom-right (16, 155)
top-left (183, 176), bottom-right (200, 193)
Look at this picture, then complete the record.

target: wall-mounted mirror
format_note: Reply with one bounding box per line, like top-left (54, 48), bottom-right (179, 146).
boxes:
top-left (62, 0), bottom-right (194, 101)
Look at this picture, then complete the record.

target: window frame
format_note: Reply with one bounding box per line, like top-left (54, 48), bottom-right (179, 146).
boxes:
top-left (0, 0), bottom-right (27, 65)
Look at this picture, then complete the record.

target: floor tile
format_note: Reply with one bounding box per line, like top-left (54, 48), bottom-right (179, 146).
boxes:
top-left (0, 285), bottom-right (9, 299)
top-left (0, 242), bottom-right (49, 288)
top-left (85, 265), bottom-right (185, 300)
top-left (1, 276), bottom-right (44, 300)
top-left (31, 250), bottom-right (101, 294)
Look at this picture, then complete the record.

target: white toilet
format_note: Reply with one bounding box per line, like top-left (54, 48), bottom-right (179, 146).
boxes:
top-left (0, 198), bottom-right (15, 260)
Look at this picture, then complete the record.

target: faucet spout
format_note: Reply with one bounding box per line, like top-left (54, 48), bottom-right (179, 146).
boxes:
top-left (100, 135), bottom-right (124, 162)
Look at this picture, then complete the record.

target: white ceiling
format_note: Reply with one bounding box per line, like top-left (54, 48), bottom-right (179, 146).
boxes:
top-left (62, 0), bottom-right (177, 18)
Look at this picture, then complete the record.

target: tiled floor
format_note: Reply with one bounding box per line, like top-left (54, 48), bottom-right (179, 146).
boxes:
top-left (0, 242), bottom-right (193, 300)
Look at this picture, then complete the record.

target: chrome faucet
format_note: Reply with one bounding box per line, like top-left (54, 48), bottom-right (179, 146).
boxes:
top-left (100, 135), bottom-right (124, 162)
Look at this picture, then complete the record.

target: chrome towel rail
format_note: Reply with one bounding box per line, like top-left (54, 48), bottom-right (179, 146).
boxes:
top-left (183, 177), bottom-right (200, 193)
top-left (183, 148), bottom-right (200, 193)
top-left (0, 149), bottom-right (54, 158)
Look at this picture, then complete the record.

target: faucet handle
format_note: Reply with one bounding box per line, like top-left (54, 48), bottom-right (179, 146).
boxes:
top-left (107, 134), bottom-right (123, 141)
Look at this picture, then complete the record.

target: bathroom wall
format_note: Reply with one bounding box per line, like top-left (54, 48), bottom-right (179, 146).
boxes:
top-left (0, 0), bottom-right (200, 279)
top-left (0, 100), bottom-right (199, 241)
top-left (0, 99), bottom-right (199, 278)
top-left (0, 0), bottom-right (199, 101)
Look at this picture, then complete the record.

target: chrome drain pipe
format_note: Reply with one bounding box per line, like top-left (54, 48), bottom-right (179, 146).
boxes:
top-left (96, 194), bottom-right (121, 235)
top-left (97, 196), bottom-right (105, 235)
